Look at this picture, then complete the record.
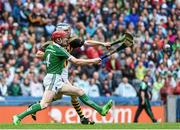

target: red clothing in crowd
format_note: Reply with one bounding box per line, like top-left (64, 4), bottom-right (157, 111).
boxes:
top-left (86, 47), bottom-right (99, 58)
top-left (174, 82), bottom-right (180, 95)
top-left (106, 58), bottom-right (120, 71)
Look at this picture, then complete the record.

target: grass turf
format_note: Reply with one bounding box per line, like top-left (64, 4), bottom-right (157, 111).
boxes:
top-left (0, 123), bottom-right (180, 129)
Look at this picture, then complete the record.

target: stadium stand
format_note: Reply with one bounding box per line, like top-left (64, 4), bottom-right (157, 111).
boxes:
top-left (0, 0), bottom-right (179, 103)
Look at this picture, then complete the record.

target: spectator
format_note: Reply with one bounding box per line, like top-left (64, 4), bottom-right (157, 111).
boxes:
top-left (0, 78), bottom-right (8, 96)
top-left (85, 47), bottom-right (99, 59)
top-left (0, 0), bottom-right (178, 101)
top-left (152, 76), bottom-right (165, 101)
top-left (88, 79), bottom-right (100, 97)
top-left (114, 77), bottom-right (136, 98)
top-left (135, 61), bottom-right (147, 81)
top-left (92, 71), bottom-right (102, 94)
top-left (147, 61), bottom-right (156, 82)
top-left (121, 57), bottom-right (135, 82)
top-left (160, 73), bottom-right (176, 104)
top-left (20, 77), bottom-right (31, 96)
top-left (74, 73), bottom-right (90, 94)
top-left (106, 53), bottom-right (120, 72)
top-left (30, 74), bottom-right (44, 97)
top-left (174, 80), bottom-right (180, 95)
top-left (45, 19), bottom-right (55, 38)
top-left (119, 53), bottom-right (126, 68)
top-left (166, 71), bottom-right (177, 88)
top-left (101, 78), bottom-right (111, 96)
top-left (86, 21), bottom-right (96, 37)
top-left (98, 65), bottom-right (109, 83)
top-left (8, 74), bottom-right (22, 96)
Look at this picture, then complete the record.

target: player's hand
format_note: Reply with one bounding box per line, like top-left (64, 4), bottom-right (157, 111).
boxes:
top-left (104, 42), bottom-right (111, 50)
top-left (92, 58), bottom-right (101, 64)
top-left (36, 50), bottom-right (45, 58)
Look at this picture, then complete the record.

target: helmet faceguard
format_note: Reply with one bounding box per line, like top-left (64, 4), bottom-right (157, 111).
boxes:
top-left (56, 23), bottom-right (71, 38)
top-left (56, 23), bottom-right (71, 31)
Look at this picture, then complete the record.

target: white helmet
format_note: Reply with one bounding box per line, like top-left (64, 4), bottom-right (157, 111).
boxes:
top-left (56, 23), bottom-right (71, 31)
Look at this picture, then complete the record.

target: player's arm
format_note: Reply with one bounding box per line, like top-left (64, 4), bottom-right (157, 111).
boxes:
top-left (141, 91), bottom-right (145, 105)
top-left (68, 56), bottom-right (101, 65)
top-left (68, 37), bottom-right (110, 48)
top-left (57, 46), bottom-right (101, 65)
top-left (84, 40), bottom-right (111, 48)
top-left (36, 41), bottom-right (52, 59)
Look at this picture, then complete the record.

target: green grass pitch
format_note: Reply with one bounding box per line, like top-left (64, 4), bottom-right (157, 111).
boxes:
top-left (0, 123), bottom-right (180, 130)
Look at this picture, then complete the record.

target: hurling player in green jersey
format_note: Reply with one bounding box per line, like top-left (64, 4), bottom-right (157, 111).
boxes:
top-left (13, 30), bottom-right (112, 125)
top-left (30, 23), bottom-right (111, 125)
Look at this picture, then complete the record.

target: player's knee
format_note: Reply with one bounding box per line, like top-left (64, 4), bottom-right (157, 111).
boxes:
top-left (71, 96), bottom-right (77, 101)
top-left (54, 94), bottom-right (62, 100)
top-left (40, 101), bottom-right (50, 109)
top-left (77, 88), bottom-right (85, 96)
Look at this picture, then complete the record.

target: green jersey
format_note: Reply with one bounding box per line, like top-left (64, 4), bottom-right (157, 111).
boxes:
top-left (44, 43), bottom-right (71, 74)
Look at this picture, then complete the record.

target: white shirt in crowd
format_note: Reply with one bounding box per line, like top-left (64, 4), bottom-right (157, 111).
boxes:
top-left (30, 81), bottom-right (44, 97)
top-left (88, 84), bottom-right (100, 97)
top-left (114, 82), bottom-right (137, 98)
top-left (74, 79), bottom-right (90, 95)
top-left (0, 83), bottom-right (8, 96)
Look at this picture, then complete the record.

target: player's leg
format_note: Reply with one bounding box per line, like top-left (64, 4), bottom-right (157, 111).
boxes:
top-left (60, 82), bottom-right (112, 116)
top-left (71, 96), bottom-right (84, 119)
top-left (13, 74), bottom-right (59, 125)
top-left (133, 105), bottom-right (144, 122)
top-left (144, 99), bottom-right (157, 122)
top-left (71, 96), bottom-right (95, 124)
top-left (29, 90), bottom-right (95, 124)
top-left (28, 91), bottom-right (63, 121)
top-left (55, 80), bottom-right (95, 124)
top-left (28, 101), bottom-right (40, 121)
top-left (13, 90), bottom-right (56, 125)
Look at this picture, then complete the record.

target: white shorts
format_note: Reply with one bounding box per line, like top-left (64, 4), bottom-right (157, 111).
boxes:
top-left (43, 74), bottom-right (65, 93)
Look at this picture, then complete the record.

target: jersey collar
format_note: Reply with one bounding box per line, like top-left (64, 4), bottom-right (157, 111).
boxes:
top-left (53, 42), bottom-right (62, 49)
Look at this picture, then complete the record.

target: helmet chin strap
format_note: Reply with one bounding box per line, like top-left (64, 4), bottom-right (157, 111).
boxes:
top-left (55, 38), bottom-right (68, 47)
top-left (59, 39), bottom-right (62, 44)
top-left (54, 38), bottom-right (61, 45)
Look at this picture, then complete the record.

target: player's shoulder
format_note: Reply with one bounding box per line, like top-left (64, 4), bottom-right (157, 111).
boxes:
top-left (41, 41), bottom-right (53, 50)
top-left (45, 43), bottom-right (63, 56)
top-left (52, 43), bottom-right (67, 53)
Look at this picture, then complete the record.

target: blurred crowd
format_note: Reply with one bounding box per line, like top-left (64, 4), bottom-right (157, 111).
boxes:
top-left (0, 0), bottom-right (179, 103)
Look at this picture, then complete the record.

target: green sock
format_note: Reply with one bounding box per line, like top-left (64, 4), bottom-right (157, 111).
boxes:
top-left (79, 94), bottom-right (102, 113)
top-left (17, 103), bottom-right (42, 120)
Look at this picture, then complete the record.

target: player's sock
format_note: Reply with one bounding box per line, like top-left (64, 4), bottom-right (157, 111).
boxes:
top-left (30, 99), bottom-right (57, 121)
top-left (71, 99), bottom-right (84, 119)
top-left (79, 94), bottom-right (102, 113)
top-left (17, 103), bottom-right (42, 120)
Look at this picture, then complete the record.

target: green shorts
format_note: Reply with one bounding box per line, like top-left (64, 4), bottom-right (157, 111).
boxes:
top-left (43, 74), bottom-right (65, 93)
